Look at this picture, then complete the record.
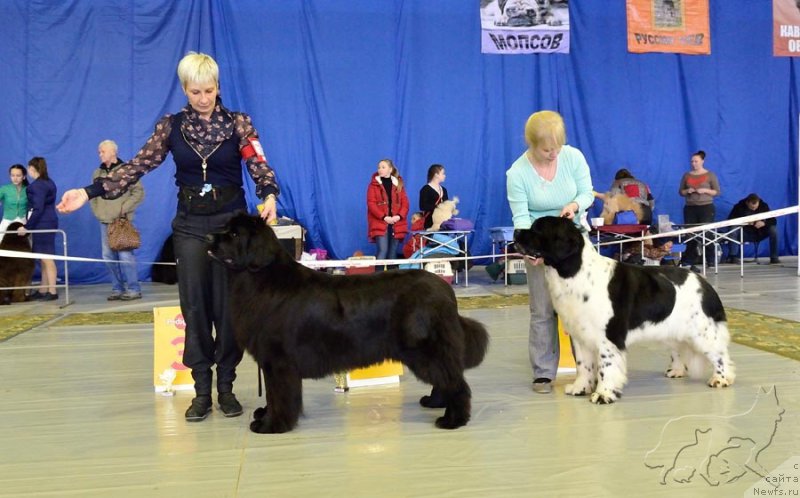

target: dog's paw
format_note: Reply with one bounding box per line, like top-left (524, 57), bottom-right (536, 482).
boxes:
top-left (565, 382), bottom-right (590, 396)
top-left (249, 416), bottom-right (293, 434)
top-left (665, 368), bottom-right (686, 379)
top-left (590, 389), bottom-right (621, 405)
top-left (435, 412), bottom-right (469, 430)
top-left (707, 374), bottom-right (732, 388)
top-left (253, 406), bottom-right (267, 420)
top-left (419, 394), bottom-right (447, 409)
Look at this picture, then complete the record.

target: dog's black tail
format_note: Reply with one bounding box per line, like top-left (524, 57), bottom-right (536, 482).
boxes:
top-left (460, 316), bottom-right (489, 369)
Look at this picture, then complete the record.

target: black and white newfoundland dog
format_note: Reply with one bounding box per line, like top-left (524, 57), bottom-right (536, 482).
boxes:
top-left (207, 214), bottom-right (489, 433)
top-left (514, 216), bottom-right (735, 404)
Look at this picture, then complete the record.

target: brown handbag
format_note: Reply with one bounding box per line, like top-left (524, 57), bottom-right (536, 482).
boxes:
top-left (107, 214), bottom-right (141, 252)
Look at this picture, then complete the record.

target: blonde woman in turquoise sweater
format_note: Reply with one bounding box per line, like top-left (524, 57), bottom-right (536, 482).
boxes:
top-left (0, 164), bottom-right (28, 243)
top-left (506, 110), bottom-right (594, 394)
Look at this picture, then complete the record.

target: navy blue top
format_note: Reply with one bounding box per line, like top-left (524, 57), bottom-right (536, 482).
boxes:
top-left (26, 177), bottom-right (58, 229)
top-left (170, 112), bottom-right (244, 188)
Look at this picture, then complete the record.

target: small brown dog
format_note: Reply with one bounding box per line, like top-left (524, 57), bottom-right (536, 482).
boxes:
top-left (600, 193), bottom-right (644, 225)
top-left (430, 197), bottom-right (459, 231)
top-left (0, 222), bottom-right (35, 304)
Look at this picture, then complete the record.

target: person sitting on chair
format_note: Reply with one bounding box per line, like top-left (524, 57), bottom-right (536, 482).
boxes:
top-left (725, 193), bottom-right (780, 264)
top-left (595, 168), bottom-right (654, 226)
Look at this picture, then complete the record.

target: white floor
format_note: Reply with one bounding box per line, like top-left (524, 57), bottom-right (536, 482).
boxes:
top-left (0, 259), bottom-right (798, 497)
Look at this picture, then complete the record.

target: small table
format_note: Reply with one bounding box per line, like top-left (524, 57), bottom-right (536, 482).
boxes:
top-left (675, 224), bottom-right (744, 277)
top-left (489, 227), bottom-right (516, 286)
top-left (412, 230), bottom-right (472, 286)
top-left (592, 224), bottom-right (649, 260)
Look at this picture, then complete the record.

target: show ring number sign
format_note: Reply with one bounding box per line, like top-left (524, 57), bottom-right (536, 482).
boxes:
top-left (153, 306), bottom-right (194, 392)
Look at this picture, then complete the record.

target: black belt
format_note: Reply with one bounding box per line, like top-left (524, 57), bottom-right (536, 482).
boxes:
top-left (178, 185), bottom-right (243, 215)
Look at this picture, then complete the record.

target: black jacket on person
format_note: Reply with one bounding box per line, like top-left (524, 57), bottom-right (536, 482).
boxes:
top-left (727, 198), bottom-right (775, 226)
top-left (419, 184), bottom-right (449, 229)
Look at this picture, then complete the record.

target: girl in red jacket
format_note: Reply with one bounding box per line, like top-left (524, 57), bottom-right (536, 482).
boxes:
top-left (367, 159), bottom-right (409, 268)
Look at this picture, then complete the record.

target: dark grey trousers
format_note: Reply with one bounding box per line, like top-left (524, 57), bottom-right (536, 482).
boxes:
top-left (171, 210), bottom-right (244, 395)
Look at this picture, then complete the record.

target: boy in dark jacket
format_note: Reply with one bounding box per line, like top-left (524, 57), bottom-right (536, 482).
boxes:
top-left (726, 193), bottom-right (779, 264)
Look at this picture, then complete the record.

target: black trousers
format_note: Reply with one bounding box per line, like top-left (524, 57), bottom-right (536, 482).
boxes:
top-left (172, 210), bottom-right (244, 395)
top-left (682, 203), bottom-right (716, 266)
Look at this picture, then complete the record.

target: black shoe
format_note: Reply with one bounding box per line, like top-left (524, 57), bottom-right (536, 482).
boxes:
top-left (485, 262), bottom-right (503, 282)
top-left (218, 392), bottom-right (243, 417)
top-left (185, 395), bottom-right (212, 421)
top-left (532, 378), bottom-right (553, 394)
top-left (770, 258), bottom-right (781, 264)
top-left (39, 292), bottom-right (58, 301)
top-left (27, 291), bottom-right (42, 301)
top-left (689, 265), bottom-right (702, 274)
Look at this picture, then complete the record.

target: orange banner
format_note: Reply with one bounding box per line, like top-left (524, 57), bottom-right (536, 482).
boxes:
top-left (627, 0), bottom-right (710, 55)
top-left (774, 0), bottom-right (800, 56)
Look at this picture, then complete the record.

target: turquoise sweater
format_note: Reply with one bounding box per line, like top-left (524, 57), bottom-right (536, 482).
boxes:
top-left (0, 183), bottom-right (28, 221)
top-left (506, 145), bottom-right (594, 229)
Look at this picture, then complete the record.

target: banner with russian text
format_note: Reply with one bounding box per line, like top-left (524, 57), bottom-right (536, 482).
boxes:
top-left (480, 0), bottom-right (570, 55)
top-left (774, 0), bottom-right (800, 56)
top-left (627, 0), bottom-right (710, 55)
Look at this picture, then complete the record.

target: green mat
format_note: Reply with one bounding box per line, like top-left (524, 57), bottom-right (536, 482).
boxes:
top-left (725, 308), bottom-right (800, 362)
top-left (458, 294), bottom-right (530, 310)
top-left (52, 311), bottom-right (154, 327)
top-left (0, 314), bottom-right (59, 343)
top-left (1, 300), bottom-right (798, 362)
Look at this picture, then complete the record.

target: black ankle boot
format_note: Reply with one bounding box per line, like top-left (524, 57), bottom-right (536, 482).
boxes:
top-left (218, 392), bottom-right (243, 417)
top-left (185, 395), bottom-right (212, 421)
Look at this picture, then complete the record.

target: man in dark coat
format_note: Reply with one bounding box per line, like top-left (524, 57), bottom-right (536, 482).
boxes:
top-left (726, 193), bottom-right (779, 264)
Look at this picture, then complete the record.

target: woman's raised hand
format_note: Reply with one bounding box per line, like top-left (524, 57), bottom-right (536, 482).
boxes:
top-left (56, 189), bottom-right (89, 214)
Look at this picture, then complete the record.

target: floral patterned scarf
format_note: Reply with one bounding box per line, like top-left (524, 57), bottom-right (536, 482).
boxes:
top-left (179, 98), bottom-right (235, 157)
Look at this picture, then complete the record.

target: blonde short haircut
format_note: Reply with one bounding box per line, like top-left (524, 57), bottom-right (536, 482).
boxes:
top-left (524, 110), bottom-right (567, 149)
top-left (177, 52), bottom-right (219, 90)
top-left (98, 139), bottom-right (118, 153)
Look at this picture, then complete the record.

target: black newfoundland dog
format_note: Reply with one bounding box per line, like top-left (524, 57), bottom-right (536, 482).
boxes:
top-left (0, 222), bottom-right (35, 305)
top-left (514, 216), bottom-right (734, 404)
top-left (207, 214), bottom-right (489, 433)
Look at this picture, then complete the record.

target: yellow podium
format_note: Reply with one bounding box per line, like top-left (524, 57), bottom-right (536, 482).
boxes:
top-left (558, 319), bottom-right (576, 372)
top-left (335, 360), bottom-right (404, 391)
top-left (153, 306), bottom-right (194, 392)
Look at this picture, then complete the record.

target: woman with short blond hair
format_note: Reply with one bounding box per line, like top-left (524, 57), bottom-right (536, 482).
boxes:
top-left (58, 52), bottom-right (281, 422)
top-left (506, 110), bottom-right (594, 394)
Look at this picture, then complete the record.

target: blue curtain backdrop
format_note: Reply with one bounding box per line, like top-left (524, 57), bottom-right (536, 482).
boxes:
top-left (0, 0), bottom-right (797, 284)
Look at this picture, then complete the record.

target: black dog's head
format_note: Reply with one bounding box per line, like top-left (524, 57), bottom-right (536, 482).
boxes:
top-left (513, 216), bottom-right (585, 277)
top-left (206, 213), bottom-right (290, 272)
top-left (0, 222), bottom-right (30, 250)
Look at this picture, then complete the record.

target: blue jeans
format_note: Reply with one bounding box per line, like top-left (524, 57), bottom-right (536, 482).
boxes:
top-left (100, 223), bottom-right (141, 293)
top-left (374, 225), bottom-right (398, 266)
top-left (726, 224), bottom-right (779, 260)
